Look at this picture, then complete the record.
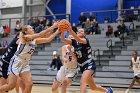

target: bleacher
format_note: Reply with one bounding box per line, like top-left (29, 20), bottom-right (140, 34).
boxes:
top-left (1, 21), bottom-right (140, 88)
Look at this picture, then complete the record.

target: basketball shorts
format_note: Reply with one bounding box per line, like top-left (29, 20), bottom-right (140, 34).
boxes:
top-left (79, 59), bottom-right (96, 73)
top-left (55, 66), bottom-right (78, 83)
top-left (8, 56), bottom-right (30, 76)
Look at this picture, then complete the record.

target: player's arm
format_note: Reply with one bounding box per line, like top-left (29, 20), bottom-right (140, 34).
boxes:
top-left (68, 27), bottom-right (87, 44)
top-left (67, 45), bottom-right (77, 62)
top-left (61, 31), bottom-right (72, 45)
top-left (61, 45), bottom-right (69, 63)
top-left (129, 60), bottom-right (133, 69)
top-left (25, 23), bottom-right (58, 39)
top-left (35, 30), bottom-right (60, 44)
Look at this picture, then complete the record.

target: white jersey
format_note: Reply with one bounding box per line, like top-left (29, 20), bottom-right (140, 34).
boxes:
top-left (63, 45), bottom-right (77, 69)
top-left (132, 57), bottom-right (140, 76)
top-left (14, 41), bottom-right (36, 61)
top-left (8, 41), bottom-right (36, 75)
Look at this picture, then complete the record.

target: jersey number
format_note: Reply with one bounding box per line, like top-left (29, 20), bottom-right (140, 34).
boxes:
top-left (28, 49), bottom-right (35, 54)
top-left (76, 51), bottom-right (82, 58)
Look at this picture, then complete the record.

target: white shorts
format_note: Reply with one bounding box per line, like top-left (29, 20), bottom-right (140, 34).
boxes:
top-left (134, 71), bottom-right (140, 77)
top-left (55, 66), bottom-right (77, 83)
top-left (8, 56), bottom-right (30, 76)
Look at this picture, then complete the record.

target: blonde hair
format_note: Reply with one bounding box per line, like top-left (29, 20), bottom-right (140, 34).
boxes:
top-left (22, 25), bottom-right (28, 35)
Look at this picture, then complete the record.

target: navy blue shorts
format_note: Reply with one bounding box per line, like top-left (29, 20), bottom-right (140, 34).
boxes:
top-left (79, 59), bottom-right (96, 73)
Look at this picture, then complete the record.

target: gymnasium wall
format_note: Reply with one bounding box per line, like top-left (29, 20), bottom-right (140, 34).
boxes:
top-left (123, 0), bottom-right (140, 9)
top-left (71, 0), bottom-right (118, 23)
top-left (45, 0), bottom-right (66, 20)
top-left (45, 0), bottom-right (140, 23)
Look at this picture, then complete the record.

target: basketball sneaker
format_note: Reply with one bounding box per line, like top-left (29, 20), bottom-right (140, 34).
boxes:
top-left (125, 89), bottom-right (129, 93)
top-left (107, 87), bottom-right (113, 93)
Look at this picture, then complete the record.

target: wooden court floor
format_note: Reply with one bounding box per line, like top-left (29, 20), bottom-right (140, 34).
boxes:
top-left (9, 84), bottom-right (140, 93)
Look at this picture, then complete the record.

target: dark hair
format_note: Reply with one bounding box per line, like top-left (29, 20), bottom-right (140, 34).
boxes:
top-left (133, 50), bottom-right (138, 55)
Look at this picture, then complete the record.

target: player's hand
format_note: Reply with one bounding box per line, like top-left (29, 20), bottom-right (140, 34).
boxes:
top-left (52, 21), bottom-right (59, 29)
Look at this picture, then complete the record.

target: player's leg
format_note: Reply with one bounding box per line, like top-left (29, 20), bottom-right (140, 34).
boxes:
top-left (52, 80), bottom-right (61, 93)
top-left (17, 76), bottom-right (25, 92)
top-left (19, 71), bottom-right (32, 93)
top-left (61, 69), bottom-right (77, 93)
top-left (15, 82), bottom-right (19, 93)
top-left (61, 78), bottom-right (72, 93)
top-left (87, 75), bottom-right (107, 92)
top-left (0, 74), bottom-right (17, 92)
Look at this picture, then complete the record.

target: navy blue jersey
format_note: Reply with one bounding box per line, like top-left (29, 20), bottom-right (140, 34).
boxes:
top-left (71, 38), bottom-right (92, 64)
top-left (1, 37), bottom-right (18, 63)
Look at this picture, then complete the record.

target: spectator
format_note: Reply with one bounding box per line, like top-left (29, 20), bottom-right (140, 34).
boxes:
top-left (78, 12), bottom-right (87, 27)
top-left (35, 23), bottom-right (45, 33)
top-left (46, 19), bottom-right (52, 28)
top-left (0, 24), bottom-right (4, 38)
top-left (125, 50), bottom-right (140, 93)
top-left (14, 20), bottom-right (22, 34)
top-left (41, 17), bottom-right (47, 27)
top-left (106, 25), bottom-right (113, 37)
top-left (91, 19), bottom-right (99, 34)
top-left (72, 23), bottom-right (78, 33)
top-left (27, 16), bottom-right (34, 26)
top-left (114, 20), bottom-right (128, 38)
top-left (33, 17), bottom-right (40, 30)
top-left (48, 51), bottom-right (63, 71)
top-left (4, 25), bottom-right (10, 37)
top-left (84, 18), bottom-right (92, 34)
top-left (88, 12), bottom-right (95, 22)
top-left (104, 17), bottom-right (110, 23)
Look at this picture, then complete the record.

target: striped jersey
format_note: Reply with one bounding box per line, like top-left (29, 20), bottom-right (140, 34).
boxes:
top-left (71, 38), bottom-right (92, 64)
top-left (14, 41), bottom-right (36, 61)
top-left (1, 36), bottom-right (18, 63)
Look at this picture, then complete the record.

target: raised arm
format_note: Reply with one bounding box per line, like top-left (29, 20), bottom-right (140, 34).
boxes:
top-left (68, 27), bottom-right (87, 44)
top-left (61, 31), bottom-right (72, 45)
top-left (26, 23), bottom-right (58, 39)
top-left (129, 60), bottom-right (133, 69)
top-left (61, 45), bottom-right (69, 63)
top-left (35, 30), bottom-right (60, 44)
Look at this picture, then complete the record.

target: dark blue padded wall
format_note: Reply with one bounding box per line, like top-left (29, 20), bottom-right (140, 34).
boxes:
top-left (45, 0), bottom-right (66, 20)
top-left (71, 0), bottom-right (118, 23)
top-left (123, 0), bottom-right (140, 9)
top-left (45, 0), bottom-right (140, 23)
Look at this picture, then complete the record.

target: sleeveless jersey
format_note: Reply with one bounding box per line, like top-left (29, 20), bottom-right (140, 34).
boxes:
top-left (132, 57), bottom-right (140, 71)
top-left (71, 38), bottom-right (92, 64)
top-left (1, 37), bottom-right (18, 63)
top-left (63, 45), bottom-right (77, 69)
top-left (14, 41), bottom-right (36, 61)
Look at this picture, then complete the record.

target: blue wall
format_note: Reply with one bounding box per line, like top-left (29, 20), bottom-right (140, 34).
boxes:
top-left (71, 0), bottom-right (118, 23)
top-left (123, 0), bottom-right (140, 9)
top-left (45, 0), bottom-right (140, 23)
top-left (45, 0), bottom-right (66, 20)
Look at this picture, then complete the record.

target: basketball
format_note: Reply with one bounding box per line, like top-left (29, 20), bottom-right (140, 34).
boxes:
top-left (58, 19), bottom-right (70, 32)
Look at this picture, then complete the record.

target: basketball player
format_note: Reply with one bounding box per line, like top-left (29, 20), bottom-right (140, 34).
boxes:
top-left (52, 42), bottom-right (77, 93)
top-left (0, 33), bottom-right (25, 93)
top-left (60, 26), bottom-right (113, 93)
top-left (0, 24), bottom-right (59, 93)
top-left (125, 50), bottom-right (140, 93)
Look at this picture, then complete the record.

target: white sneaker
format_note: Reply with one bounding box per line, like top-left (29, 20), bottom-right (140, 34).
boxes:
top-left (125, 89), bottom-right (129, 93)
